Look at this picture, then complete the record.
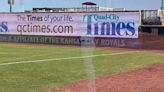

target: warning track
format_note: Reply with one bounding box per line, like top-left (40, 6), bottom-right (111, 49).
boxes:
top-left (46, 63), bottom-right (164, 92)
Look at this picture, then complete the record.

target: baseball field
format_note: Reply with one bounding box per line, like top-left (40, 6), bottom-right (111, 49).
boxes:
top-left (0, 42), bottom-right (164, 92)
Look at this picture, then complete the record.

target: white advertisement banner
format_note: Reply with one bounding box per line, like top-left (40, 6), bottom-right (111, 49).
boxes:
top-left (0, 12), bottom-right (140, 38)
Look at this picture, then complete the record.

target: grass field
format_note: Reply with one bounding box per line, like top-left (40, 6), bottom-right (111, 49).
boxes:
top-left (0, 43), bottom-right (164, 92)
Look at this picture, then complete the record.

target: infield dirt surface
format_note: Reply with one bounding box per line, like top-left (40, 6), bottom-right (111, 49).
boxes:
top-left (46, 63), bottom-right (164, 92)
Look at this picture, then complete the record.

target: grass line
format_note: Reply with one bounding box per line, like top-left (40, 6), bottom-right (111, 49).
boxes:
top-left (0, 54), bottom-right (49, 62)
top-left (0, 51), bottom-right (137, 66)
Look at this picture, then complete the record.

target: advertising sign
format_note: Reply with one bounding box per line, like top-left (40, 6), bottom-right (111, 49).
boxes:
top-left (0, 12), bottom-right (140, 38)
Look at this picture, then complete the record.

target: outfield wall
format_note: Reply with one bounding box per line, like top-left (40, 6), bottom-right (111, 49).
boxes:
top-left (0, 12), bottom-right (141, 47)
top-left (0, 35), bottom-right (141, 47)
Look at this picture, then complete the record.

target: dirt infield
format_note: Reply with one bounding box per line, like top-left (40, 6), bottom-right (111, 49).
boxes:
top-left (46, 63), bottom-right (164, 92)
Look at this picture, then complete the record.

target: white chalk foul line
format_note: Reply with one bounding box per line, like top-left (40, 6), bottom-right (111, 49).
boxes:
top-left (1, 54), bottom-right (47, 62)
top-left (0, 51), bottom-right (137, 66)
top-left (1, 52), bottom-right (64, 62)
top-left (0, 52), bottom-right (16, 55)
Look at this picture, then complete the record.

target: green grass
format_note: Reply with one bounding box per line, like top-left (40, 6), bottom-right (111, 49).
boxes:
top-left (0, 43), bottom-right (164, 92)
